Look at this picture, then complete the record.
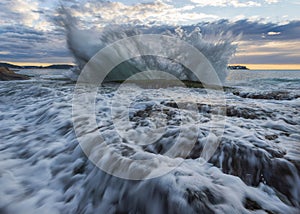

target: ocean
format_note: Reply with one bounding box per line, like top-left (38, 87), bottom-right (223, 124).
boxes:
top-left (0, 69), bottom-right (299, 213)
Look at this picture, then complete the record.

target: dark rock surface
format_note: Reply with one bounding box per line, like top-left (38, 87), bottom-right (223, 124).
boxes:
top-left (0, 67), bottom-right (30, 81)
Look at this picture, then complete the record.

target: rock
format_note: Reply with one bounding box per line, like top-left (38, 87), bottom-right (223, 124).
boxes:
top-left (265, 134), bottom-right (278, 140)
top-left (0, 67), bottom-right (30, 81)
top-left (228, 65), bottom-right (249, 70)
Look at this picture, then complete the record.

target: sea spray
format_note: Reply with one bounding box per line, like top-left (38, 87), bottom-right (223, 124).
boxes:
top-left (0, 5), bottom-right (291, 214)
top-left (57, 5), bottom-right (299, 210)
top-left (57, 7), bottom-right (237, 83)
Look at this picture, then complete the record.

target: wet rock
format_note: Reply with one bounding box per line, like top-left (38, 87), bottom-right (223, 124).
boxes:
top-left (188, 137), bottom-right (300, 207)
top-left (265, 134), bottom-right (278, 140)
top-left (0, 67), bottom-right (30, 81)
top-left (233, 91), bottom-right (300, 100)
top-left (244, 198), bottom-right (262, 211)
top-left (162, 100), bottom-right (273, 120)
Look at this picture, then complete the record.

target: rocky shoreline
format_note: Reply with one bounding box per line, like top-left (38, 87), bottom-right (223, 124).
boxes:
top-left (0, 67), bottom-right (30, 81)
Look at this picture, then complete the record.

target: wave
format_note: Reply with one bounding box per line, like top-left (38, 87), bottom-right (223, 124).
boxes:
top-left (6, 6), bottom-right (292, 214)
top-left (58, 8), bottom-right (237, 83)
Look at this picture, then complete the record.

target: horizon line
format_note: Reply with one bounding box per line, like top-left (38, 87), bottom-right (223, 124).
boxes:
top-left (1, 61), bottom-right (75, 67)
top-left (2, 61), bottom-right (300, 70)
top-left (232, 64), bottom-right (300, 70)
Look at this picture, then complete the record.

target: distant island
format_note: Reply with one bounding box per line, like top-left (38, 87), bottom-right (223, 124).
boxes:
top-left (227, 65), bottom-right (249, 70)
top-left (0, 62), bottom-right (74, 70)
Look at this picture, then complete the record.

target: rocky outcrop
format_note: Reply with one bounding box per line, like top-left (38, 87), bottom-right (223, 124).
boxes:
top-left (228, 65), bottom-right (249, 70)
top-left (0, 67), bottom-right (30, 81)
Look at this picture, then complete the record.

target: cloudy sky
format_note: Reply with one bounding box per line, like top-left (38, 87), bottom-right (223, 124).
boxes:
top-left (0, 0), bottom-right (299, 69)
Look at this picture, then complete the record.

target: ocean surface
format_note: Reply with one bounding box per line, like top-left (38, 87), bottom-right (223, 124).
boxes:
top-left (0, 69), bottom-right (299, 213)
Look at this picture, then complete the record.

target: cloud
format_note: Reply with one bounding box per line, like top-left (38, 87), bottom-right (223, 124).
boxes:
top-left (267, 31), bottom-right (281, 36)
top-left (0, 0), bottom-right (40, 27)
top-left (53, 0), bottom-right (219, 27)
top-left (0, 24), bottom-right (71, 63)
top-left (264, 0), bottom-right (279, 4)
top-left (0, 0), bottom-right (298, 65)
top-left (0, 51), bottom-right (10, 55)
top-left (0, 0), bottom-right (72, 63)
top-left (191, 0), bottom-right (280, 7)
top-left (180, 18), bottom-right (300, 64)
top-left (222, 20), bottom-right (300, 64)
top-left (196, 19), bottom-right (300, 41)
top-left (191, 0), bottom-right (261, 7)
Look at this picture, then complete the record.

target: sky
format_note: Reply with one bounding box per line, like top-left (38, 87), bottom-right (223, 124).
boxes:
top-left (0, 0), bottom-right (300, 69)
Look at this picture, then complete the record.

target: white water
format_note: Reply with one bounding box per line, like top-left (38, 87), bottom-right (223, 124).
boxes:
top-left (1, 8), bottom-right (299, 213)
top-left (0, 69), bottom-right (299, 213)
top-left (59, 9), bottom-right (237, 83)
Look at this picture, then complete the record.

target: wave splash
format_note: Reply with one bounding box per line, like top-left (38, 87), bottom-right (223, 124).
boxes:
top-left (58, 8), bottom-right (237, 83)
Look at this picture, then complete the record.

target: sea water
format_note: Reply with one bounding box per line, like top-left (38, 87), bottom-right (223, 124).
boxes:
top-left (0, 69), bottom-right (299, 213)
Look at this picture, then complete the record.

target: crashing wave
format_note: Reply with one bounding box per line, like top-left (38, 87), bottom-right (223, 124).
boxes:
top-left (58, 8), bottom-right (237, 83)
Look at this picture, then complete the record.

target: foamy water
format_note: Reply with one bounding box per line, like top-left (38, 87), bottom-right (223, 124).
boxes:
top-left (0, 69), bottom-right (299, 213)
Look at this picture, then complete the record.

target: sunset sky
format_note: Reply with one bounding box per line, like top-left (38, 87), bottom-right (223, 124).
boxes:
top-left (0, 0), bottom-right (300, 69)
